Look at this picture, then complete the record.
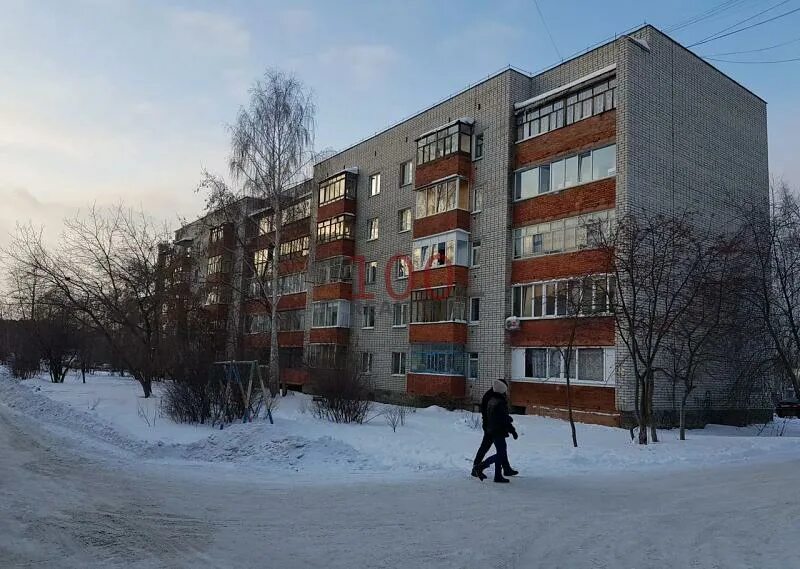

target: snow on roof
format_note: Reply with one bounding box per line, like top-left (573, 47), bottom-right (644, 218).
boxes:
top-left (514, 64), bottom-right (617, 111)
top-left (416, 117), bottom-right (474, 140)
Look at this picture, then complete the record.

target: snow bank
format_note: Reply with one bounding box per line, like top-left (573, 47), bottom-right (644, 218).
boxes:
top-left (2, 367), bottom-right (799, 480)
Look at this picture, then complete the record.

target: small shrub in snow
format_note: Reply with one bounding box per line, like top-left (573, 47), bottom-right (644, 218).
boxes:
top-left (311, 367), bottom-right (373, 424)
top-left (137, 400), bottom-right (160, 428)
top-left (385, 406), bottom-right (402, 432)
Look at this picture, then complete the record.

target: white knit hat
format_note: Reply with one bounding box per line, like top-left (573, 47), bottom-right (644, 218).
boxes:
top-left (492, 378), bottom-right (508, 394)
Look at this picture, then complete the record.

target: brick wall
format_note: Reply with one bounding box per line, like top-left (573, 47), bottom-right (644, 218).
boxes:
top-left (510, 317), bottom-right (614, 346)
top-left (513, 179), bottom-right (616, 227)
top-left (409, 322), bottom-right (468, 344)
top-left (317, 199), bottom-right (357, 220)
top-left (515, 111), bottom-right (616, 169)
top-left (407, 373), bottom-right (466, 397)
top-left (309, 327), bottom-right (350, 344)
top-left (412, 209), bottom-right (471, 238)
top-left (510, 381), bottom-right (616, 412)
top-left (415, 153), bottom-right (473, 187)
top-left (313, 282), bottom-right (353, 301)
top-left (511, 249), bottom-right (612, 284)
top-left (316, 239), bottom-right (355, 260)
top-left (410, 266), bottom-right (468, 290)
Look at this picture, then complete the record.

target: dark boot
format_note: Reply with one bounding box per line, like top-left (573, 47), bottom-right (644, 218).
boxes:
top-left (471, 465), bottom-right (487, 481)
top-left (494, 475), bottom-right (510, 483)
top-left (503, 467), bottom-right (519, 476)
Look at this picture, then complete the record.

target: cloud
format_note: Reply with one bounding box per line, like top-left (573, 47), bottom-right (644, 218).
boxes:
top-left (319, 44), bottom-right (399, 89)
top-left (168, 7), bottom-right (250, 57)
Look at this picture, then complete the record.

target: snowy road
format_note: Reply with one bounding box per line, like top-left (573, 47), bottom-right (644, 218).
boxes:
top-left (1, 403), bottom-right (798, 569)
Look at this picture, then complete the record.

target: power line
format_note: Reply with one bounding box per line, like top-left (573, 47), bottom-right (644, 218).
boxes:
top-left (702, 35), bottom-right (800, 56)
top-left (692, 0), bottom-right (792, 41)
top-left (706, 55), bottom-right (800, 63)
top-left (533, 0), bottom-right (562, 60)
top-left (688, 2), bottom-right (800, 47)
top-left (665, 0), bottom-right (752, 33)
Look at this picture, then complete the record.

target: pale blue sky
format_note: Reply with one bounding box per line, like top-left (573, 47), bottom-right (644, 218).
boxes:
top-left (1, 0), bottom-right (798, 246)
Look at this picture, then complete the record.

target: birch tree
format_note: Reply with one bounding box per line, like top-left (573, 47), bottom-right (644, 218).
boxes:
top-left (200, 69), bottom-right (315, 395)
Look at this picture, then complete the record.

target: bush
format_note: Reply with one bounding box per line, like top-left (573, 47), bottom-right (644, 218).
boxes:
top-left (162, 369), bottom-right (266, 426)
top-left (311, 366), bottom-right (373, 424)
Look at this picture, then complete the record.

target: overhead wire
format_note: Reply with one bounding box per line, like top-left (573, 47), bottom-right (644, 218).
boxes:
top-left (533, 0), bottom-right (563, 61)
top-left (688, 2), bottom-right (800, 47)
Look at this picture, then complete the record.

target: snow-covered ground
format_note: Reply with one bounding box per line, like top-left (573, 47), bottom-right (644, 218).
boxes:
top-left (1, 368), bottom-right (799, 480)
top-left (2, 367), bottom-right (800, 568)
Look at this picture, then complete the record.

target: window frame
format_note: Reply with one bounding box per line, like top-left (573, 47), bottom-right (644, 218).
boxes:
top-left (468, 297), bottom-right (480, 324)
top-left (369, 172), bottom-right (381, 197)
top-left (367, 217), bottom-right (380, 241)
top-left (399, 160), bottom-right (414, 187)
top-left (397, 208), bottom-right (412, 233)
top-left (391, 351), bottom-right (407, 375)
top-left (392, 303), bottom-right (409, 327)
top-left (362, 305), bottom-right (376, 329)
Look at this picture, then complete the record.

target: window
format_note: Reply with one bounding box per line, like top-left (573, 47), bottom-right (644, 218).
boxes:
top-left (207, 255), bottom-right (226, 275)
top-left (361, 352), bottom-right (373, 374)
top-left (279, 236), bottom-right (309, 259)
top-left (400, 160), bottom-right (413, 186)
top-left (258, 215), bottom-right (274, 235)
top-left (204, 285), bottom-right (228, 306)
top-left (363, 305), bottom-right (375, 328)
top-left (369, 173), bottom-right (381, 196)
top-left (471, 242), bottom-right (481, 268)
top-left (279, 347), bottom-right (304, 369)
top-left (252, 249), bottom-right (272, 278)
top-left (315, 256), bottom-right (352, 284)
top-left (512, 210), bottom-right (615, 259)
top-left (415, 177), bottom-right (470, 218)
top-left (516, 76), bottom-right (616, 141)
top-left (473, 132), bottom-right (484, 160)
top-left (396, 257), bottom-right (410, 280)
top-left (210, 226), bottom-right (224, 243)
top-left (311, 300), bottom-right (351, 328)
top-left (514, 144), bottom-right (616, 200)
top-left (416, 120), bottom-right (473, 165)
top-left (472, 185), bottom-right (483, 213)
top-left (365, 261), bottom-right (378, 284)
top-left (283, 197), bottom-right (311, 223)
top-left (393, 303), bottom-right (409, 327)
top-left (469, 297), bottom-right (480, 323)
top-left (308, 344), bottom-right (347, 369)
top-left (277, 308), bottom-right (305, 331)
top-left (319, 172), bottom-right (357, 206)
top-left (398, 208), bottom-right (412, 233)
top-left (317, 215), bottom-right (355, 244)
top-left (251, 272), bottom-right (308, 298)
top-left (468, 352), bottom-right (479, 379)
top-left (410, 344), bottom-right (465, 375)
top-left (368, 218), bottom-right (379, 240)
top-left (513, 347), bottom-right (614, 383)
top-left (411, 285), bottom-right (466, 323)
top-left (391, 352), bottom-right (407, 375)
top-left (412, 230), bottom-right (470, 270)
top-left (246, 313), bottom-right (270, 334)
top-left (512, 275), bottom-right (615, 318)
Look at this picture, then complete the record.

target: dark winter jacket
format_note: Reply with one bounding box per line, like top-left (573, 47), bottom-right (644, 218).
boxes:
top-left (484, 393), bottom-right (516, 438)
top-left (479, 388), bottom-right (494, 429)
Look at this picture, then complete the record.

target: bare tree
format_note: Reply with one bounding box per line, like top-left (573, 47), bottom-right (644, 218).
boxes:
top-left (740, 181), bottom-right (800, 401)
top-left (600, 211), bottom-right (708, 444)
top-left (5, 206), bottom-right (169, 397)
top-left (198, 69), bottom-right (316, 396)
top-left (549, 273), bottom-right (615, 448)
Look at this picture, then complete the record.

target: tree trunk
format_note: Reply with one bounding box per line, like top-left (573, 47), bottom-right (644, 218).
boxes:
top-left (140, 378), bottom-right (152, 398)
top-left (679, 397), bottom-right (687, 441)
top-left (564, 367), bottom-right (578, 448)
top-left (638, 377), bottom-right (648, 445)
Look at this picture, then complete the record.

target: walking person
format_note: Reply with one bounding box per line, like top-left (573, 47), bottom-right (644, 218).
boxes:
top-left (471, 379), bottom-right (518, 482)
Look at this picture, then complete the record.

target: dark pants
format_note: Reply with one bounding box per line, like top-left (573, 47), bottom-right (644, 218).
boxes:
top-left (479, 435), bottom-right (508, 480)
top-left (473, 431), bottom-right (493, 467)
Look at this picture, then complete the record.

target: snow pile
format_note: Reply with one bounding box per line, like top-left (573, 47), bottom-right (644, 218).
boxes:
top-left (2, 367), bottom-right (800, 480)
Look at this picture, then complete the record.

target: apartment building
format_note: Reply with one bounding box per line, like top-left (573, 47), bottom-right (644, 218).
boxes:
top-left (163, 25), bottom-right (770, 427)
